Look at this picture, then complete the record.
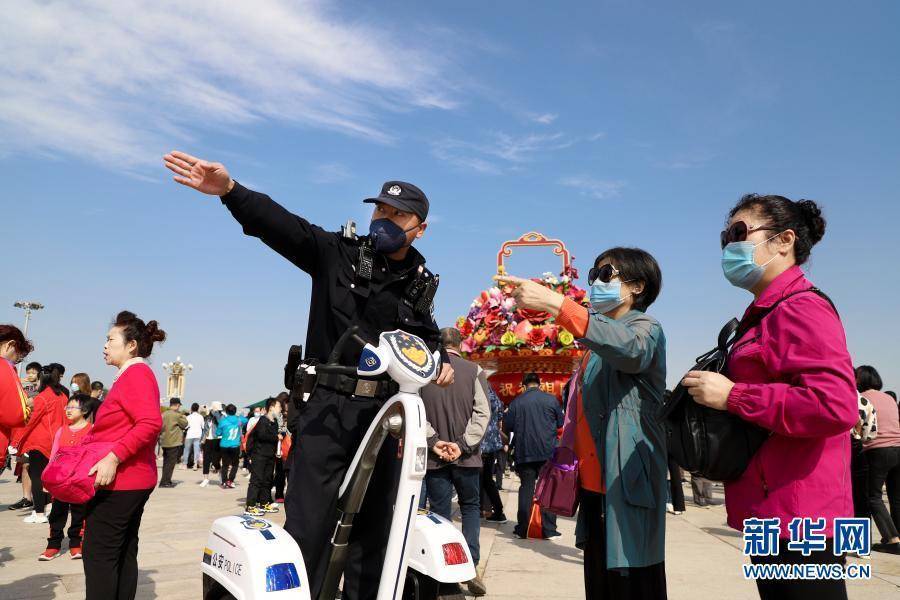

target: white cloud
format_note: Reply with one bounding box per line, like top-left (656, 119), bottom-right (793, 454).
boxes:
top-left (431, 131), bottom-right (574, 174)
top-left (531, 113), bottom-right (558, 125)
top-left (559, 176), bottom-right (625, 200)
top-left (0, 1), bottom-right (458, 171)
top-left (588, 131), bottom-right (607, 141)
top-left (310, 162), bottom-right (352, 184)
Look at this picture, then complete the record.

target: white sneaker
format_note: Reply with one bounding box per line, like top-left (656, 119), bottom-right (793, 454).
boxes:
top-left (24, 510), bottom-right (48, 524)
top-left (200, 479), bottom-right (209, 488)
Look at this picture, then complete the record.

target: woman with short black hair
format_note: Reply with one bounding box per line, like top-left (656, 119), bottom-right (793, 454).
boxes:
top-left (858, 364), bottom-right (900, 554)
top-left (497, 246), bottom-right (668, 600)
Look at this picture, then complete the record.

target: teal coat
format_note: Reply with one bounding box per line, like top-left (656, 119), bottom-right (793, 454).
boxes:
top-left (575, 309), bottom-right (668, 570)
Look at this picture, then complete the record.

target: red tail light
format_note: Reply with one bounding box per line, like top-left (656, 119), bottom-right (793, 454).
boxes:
top-left (442, 542), bottom-right (469, 566)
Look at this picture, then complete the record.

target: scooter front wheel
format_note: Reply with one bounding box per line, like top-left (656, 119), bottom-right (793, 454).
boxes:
top-left (402, 570), bottom-right (465, 600)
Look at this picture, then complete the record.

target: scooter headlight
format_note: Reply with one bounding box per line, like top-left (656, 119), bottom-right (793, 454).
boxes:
top-left (265, 563), bottom-right (302, 592)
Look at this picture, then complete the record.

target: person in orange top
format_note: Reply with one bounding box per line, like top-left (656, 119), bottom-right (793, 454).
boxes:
top-left (13, 363), bottom-right (69, 524)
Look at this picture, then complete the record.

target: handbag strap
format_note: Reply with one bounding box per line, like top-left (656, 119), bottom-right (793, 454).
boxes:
top-left (728, 287), bottom-right (837, 350)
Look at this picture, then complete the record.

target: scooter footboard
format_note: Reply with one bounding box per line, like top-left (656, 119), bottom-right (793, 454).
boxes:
top-left (201, 515), bottom-right (311, 600)
top-left (407, 511), bottom-right (477, 584)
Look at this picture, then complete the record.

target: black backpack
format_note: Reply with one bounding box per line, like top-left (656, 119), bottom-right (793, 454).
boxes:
top-left (660, 287), bottom-right (836, 482)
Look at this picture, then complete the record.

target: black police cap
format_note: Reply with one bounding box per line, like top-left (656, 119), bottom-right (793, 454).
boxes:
top-left (363, 181), bottom-right (429, 222)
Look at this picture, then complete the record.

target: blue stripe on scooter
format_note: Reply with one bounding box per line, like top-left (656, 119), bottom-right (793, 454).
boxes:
top-left (426, 513), bottom-right (441, 524)
top-left (392, 494), bottom-right (416, 598)
top-left (260, 529), bottom-right (275, 541)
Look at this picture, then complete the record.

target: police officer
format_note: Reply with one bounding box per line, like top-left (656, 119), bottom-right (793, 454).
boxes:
top-left (164, 150), bottom-right (454, 600)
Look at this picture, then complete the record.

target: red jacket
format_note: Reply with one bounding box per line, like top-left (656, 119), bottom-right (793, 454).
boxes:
top-left (0, 358), bottom-right (28, 435)
top-left (90, 361), bottom-right (162, 491)
top-left (724, 266), bottom-right (858, 538)
top-left (14, 387), bottom-right (67, 458)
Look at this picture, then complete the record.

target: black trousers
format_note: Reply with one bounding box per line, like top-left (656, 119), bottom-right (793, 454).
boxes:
top-left (220, 447), bottom-right (240, 484)
top-left (850, 438), bottom-right (870, 519)
top-left (514, 461), bottom-right (557, 537)
top-left (480, 452), bottom-right (504, 515)
top-left (246, 451), bottom-right (276, 507)
top-left (159, 446), bottom-right (180, 485)
top-left (667, 456), bottom-right (686, 512)
top-left (285, 387), bottom-right (401, 600)
top-left (202, 439), bottom-right (221, 475)
top-left (274, 458), bottom-right (286, 500)
top-left (580, 490), bottom-right (668, 600)
top-left (865, 446), bottom-right (900, 542)
top-left (495, 449), bottom-right (508, 490)
top-left (750, 540), bottom-right (847, 600)
top-left (27, 450), bottom-right (50, 512)
top-left (83, 488), bottom-right (152, 600)
top-left (47, 499), bottom-right (86, 549)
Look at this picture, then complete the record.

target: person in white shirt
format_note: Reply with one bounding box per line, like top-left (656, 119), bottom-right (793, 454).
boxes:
top-left (182, 402), bottom-right (204, 470)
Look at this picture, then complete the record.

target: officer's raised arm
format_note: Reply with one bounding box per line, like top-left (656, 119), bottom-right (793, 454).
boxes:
top-left (164, 150), bottom-right (329, 275)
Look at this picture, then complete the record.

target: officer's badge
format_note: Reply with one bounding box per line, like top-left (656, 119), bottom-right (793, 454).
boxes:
top-left (387, 185), bottom-right (402, 196)
top-left (240, 516), bottom-right (271, 530)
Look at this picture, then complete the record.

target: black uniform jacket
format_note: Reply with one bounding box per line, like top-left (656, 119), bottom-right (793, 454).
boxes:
top-left (221, 181), bottom-right (446, 367)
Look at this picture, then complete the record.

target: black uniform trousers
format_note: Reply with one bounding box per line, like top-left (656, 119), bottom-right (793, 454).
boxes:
top-left (246, 450), bottom-right (276, 507)
top-left (83, 488), bottom-right (152, 600)
top-left (47, 499), bottom-right (86, 549)
top-left (285, 387), bottom-right (400, 600)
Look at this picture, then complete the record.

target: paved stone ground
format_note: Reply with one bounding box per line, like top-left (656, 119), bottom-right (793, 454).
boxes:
top-left (1, 465), bottom-right (898, 599)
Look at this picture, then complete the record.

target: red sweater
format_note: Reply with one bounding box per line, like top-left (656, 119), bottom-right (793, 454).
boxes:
top-left (91, 362), bottom-right (162, 491)
top-left (50, 422), bottom-right (93, 461)
top-left (14, 387), bottom-right (68, 458)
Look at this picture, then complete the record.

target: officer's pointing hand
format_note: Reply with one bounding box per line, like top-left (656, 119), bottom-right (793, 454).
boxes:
top-left (493, 274), bottom-right (565, 316)
top-left (435, 362), bottom-right (454, 387)
top-left (164, 150), bottom-right (234, 196)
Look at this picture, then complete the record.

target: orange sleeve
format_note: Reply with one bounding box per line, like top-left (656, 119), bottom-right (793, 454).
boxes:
top-left (556, 298), bottom-right (589, 338)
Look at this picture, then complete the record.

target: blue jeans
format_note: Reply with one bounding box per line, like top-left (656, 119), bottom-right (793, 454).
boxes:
top-left (182, 438), bottom-right (200, 466)
top-left (424, 466), bottom-right (481, 565)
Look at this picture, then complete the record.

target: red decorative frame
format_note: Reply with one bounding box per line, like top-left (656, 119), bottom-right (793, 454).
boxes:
top-left (496, 232), bottom-right (571, 275)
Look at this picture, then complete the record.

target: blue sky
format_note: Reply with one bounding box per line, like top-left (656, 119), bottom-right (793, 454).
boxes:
top-left (2, 1), bottom-right (898, 405)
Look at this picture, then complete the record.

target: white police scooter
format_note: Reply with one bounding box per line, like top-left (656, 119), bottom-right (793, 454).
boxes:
top-left (201, 328), bottom-right (476, 600)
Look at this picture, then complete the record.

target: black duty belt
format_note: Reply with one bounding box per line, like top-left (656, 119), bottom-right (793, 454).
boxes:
top-left (316, 372), bottom-right (399, 399)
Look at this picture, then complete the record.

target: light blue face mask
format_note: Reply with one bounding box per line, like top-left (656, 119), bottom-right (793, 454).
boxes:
top-left (590, 280), bottom-right (633, 314)
top-left (721, 232), bottom-right (781, 290)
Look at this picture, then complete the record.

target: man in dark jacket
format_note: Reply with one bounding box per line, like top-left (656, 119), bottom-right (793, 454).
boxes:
top-left (159, 398), bottom-right (187, 488)
top-left (504, 373), bottom-right (563, 538)
top-left (421, 328), bottom-right (491, 596)
top-left (244, 397), bottom-right (282, 516)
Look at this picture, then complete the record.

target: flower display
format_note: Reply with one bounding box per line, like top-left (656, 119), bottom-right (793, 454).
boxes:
top-left (457, 266), bottom-right (589, 357)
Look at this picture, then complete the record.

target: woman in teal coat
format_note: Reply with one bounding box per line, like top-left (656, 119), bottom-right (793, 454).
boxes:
top-left (497, 247), bottom-right (668, 599)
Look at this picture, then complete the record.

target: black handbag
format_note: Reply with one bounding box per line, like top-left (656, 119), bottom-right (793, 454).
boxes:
top-left (659, 287), bottom-right (835, 482)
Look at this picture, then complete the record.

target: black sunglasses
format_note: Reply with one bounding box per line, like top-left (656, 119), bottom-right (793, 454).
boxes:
top-left (720, 221), bottom-right (777, 249)
top-left (588, 264), bottom-right (622, 285)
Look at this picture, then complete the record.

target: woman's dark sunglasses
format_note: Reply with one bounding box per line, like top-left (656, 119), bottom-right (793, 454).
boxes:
top-left (720, 221), bottom-right (777, 249)
top-left (588, 264), bottom-right (620, 285)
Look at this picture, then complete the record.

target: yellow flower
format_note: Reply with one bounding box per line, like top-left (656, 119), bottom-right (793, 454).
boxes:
top-left (473, 330), bottom-right (488, 344)
top-left (500, 331), bottom-right (518, 346)
top-left (558, 329), bottom-right (575, 346)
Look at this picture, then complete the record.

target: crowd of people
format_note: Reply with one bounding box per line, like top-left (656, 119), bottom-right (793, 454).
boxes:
top-left (4, 168), bottom-right (900, 600)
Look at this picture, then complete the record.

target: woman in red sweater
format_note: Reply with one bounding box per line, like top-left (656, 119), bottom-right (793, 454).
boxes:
top-left (0, 324), bottom-right (33, 474)
top-left (13, 363), bottom-right (68, 524)
top-left (82, 311), bottom-right (165, 600)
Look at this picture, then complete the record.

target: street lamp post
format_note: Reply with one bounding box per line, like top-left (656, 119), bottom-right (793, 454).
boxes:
top-left (161, 356), bottom-right (193, 404)
top-left (13, 301), bottom-right (43, 377)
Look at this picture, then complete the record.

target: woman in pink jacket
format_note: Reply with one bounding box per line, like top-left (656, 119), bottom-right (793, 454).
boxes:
top-left (683, 194), bottom-right (857, 600)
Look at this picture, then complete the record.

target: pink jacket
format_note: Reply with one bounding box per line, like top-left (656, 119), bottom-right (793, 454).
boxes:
top-left (724, 266), bottom-right (857, 538)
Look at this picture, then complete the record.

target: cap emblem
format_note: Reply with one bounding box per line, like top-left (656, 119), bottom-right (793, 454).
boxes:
top-left (387, 185), bottom-right (402, 196)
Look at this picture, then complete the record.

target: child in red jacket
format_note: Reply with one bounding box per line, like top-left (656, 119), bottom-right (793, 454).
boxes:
top-left (40, 394), bottom-right (96, 560)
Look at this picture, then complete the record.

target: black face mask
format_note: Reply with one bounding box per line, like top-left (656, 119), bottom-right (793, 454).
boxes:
top-left (368, 218), bottom-right (420, 254)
